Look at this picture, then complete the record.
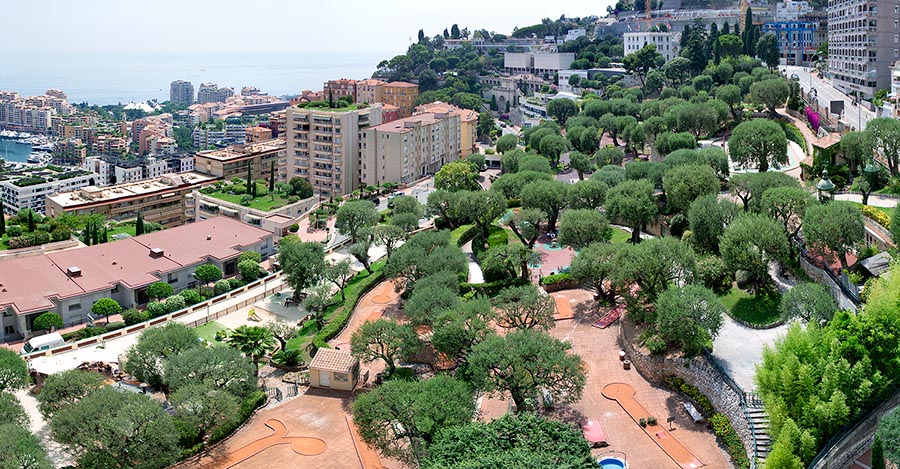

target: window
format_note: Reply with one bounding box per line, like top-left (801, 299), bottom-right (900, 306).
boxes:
top-left (3, 326), bottom-right (13, 336)
top-left (69, 303), bottom-right (81, 311)
top-left (168, 272), bottom-right (177, 284)
top-left (334, 373), bottom-right (349, 382)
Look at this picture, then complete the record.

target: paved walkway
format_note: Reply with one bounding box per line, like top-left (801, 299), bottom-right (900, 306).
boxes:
top-left (460, 240), bottom-right (484, 284)
top-left (205, 419), bottom-right (326, 468)
top-left (835, 193), bottom-right (899, 209)
top-left (711, 317), bottom-right (790, 391)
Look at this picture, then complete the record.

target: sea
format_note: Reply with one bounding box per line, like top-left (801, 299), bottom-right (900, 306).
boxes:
top-left (0, 137), bottom-right (32, 163)
top-left (0, 51), bottom-right (388, 162)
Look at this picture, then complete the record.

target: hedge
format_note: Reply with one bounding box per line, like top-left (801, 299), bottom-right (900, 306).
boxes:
top-left (311, 262), bottom-right (386, 350)
top-left (181, 389), bottom-right (268, 459)
top-left (459, 277), bottom-right (528, 296)
top-left (663, 376), bottom-right (750, 469)
top-left (540, 272), bottom-right (573, 286)
top-left (452, 224), bottom-right (479, 247)
top-left (862, 205), bottom-right (891, 230)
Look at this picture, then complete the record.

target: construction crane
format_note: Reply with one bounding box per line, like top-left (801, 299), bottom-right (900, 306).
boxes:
top-left (645, 0), bottom-right (654, 30)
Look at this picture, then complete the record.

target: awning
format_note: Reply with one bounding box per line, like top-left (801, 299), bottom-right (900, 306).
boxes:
top-left (582, 420), bottom-right (608, 446)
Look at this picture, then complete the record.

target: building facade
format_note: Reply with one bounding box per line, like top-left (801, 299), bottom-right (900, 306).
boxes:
top-left (197, 83), bottom-right (235, 104)
top-left (761, 20), bottom-right (825, 66)
top-left (380, 82), bottom-right (419, 118)
top-left (284, 104), bottom-right (383, 198)
top-left (361, 111), bottom-right (460, 187)
top-left (324, 79), bottom-right (358, 102)
top-left (193, 138), bottom-right (285, 183)
top-left (624, 32), bottom-right (681, 62)
top-left (45, 172), bottom-right (217, 227)
top-left (170, 80), bottom-right (194, 105)
top-left (1, 171), bottom-right (98, 213)
top-left (414, 101), bottom-right (478, 157)
top-left (504, 52), bottom-right (577, 78)
top-left (827, 0), bottom-right (900, 96)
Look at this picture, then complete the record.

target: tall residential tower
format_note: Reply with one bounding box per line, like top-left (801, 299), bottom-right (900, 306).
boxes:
top-left (169, 80), bottom-right (194, 105)
top-left (827, 0), bottom-right (900, 97)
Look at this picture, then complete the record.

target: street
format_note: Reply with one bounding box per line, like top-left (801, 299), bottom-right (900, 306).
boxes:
top-left (784, 65), bottom-right (876, 132)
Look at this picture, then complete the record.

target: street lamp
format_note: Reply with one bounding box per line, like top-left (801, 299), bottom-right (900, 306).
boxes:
top-left (816, 169), bottom-right (836, 202)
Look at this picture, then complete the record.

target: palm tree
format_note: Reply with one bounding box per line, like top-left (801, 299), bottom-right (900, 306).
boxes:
top-left (227, 325), bottom-right (276, 376)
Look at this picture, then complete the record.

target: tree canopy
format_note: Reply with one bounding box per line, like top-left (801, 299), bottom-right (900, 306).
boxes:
top-left (728, 119), bottom-right (787, 173)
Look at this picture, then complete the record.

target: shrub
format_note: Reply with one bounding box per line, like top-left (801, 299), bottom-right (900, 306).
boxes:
top-left (164, 295), bottom-right (186, 313)
top-left (122, 309), bottom-right (149, 326)
top-left (228, 278), bottom-right (245, 289)
top-left (289, 223), bottom-right (299, 233)
top-left (33, 312), bottom-right (63, 331)
top-left (179, 289), bottom-right (202, 306)
top-left (454, 224), bottom-right (480, 247)
top-left (240, 194), bottom-right (253, 206)
top-left (206, 390), bottom-right (267, 445)
top-left (214, 280), bottom-right (232, 296)
top-left (540, 272), bottom-right (573, 286)
top-left (459, 278), bottom-right (529, 297)
top-left (696, 256), bottom-right (733, 294)
top-left (662, 376), bottom-right (714, 415)
top-left (638, 330), bottom-right (667, 354)
top-left (862, 205), bottom-right (891, 229)
top-left (709, 413), bottom-right (751, 469)
top-left (146, 302), bottom-right (168, 318)
top-left (32, 231), bottom-right (50, 244)
top-left (8, 235), bottom-right (35, 249)
top-left (81, 326), bottom-right (107, 338)
top-left (5, 226), bottom-right (22, 237)
top-left (51, 229), bottom-right (71, 242)
top-left (105, 321), bottom-right (126, 332)
top-left (271, 349), bottom-right (303, 367)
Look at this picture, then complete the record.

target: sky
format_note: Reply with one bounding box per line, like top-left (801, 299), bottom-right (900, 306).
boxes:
top-left (0, 0), bottom-right (617, 57)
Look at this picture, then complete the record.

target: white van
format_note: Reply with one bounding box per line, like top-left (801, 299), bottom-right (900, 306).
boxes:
top-left (22, 332), bottom-right (65, 354)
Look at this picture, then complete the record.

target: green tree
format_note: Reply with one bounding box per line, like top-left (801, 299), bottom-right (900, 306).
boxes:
top-left (350, 319), bottom-right (421, 376)
top-left (165, 346), bottom-right (257, 398)
top-left (623, 43), bottom-right (663, 88)
top-left (336, 199), bottom-right (378, 243)
top-left (877, 407), bottom-right (900, 464)
top-left (518, 154), bottom-right (553, 173)
top-left (717, 34), bottom-right (743, 58)
top-left (655, 285), bottom-right (725, 356)
top-left (567, 178), bottom-right (608, 210)
top-left (750, 78), bottom-right (790, 117)
top-left (193, 263), bottom-right (223, 285)
top-left (238, 259), bottom-right (263, 281)
top-left (872, 435), bottom-right (886, 469)
top-left (663, 164), bottom-right (720, 212)
top-left (687, 194), bottom-right (740, 254)
top-left (571, 242), bottom-right (624, 302)
top-left (431, 298), bottom-right (495, 361)
top-left (146, 281), bottom-right (174, 301)
top-left (757, 33), bottom-right (780, 68)
top-left (521, 179), bottom-right (569, 232)
top-left (720, 213), bottom-right (789, 290)
top-left (557, 208), bottom-right (610, 250)
top-left (506, 207), bottom-right (545, 248)
top-left (802, 201), bottom-right (864, 270)
top-left (866, 117), bottom-right (900, 175)
top-left (568, 151), bottom-right (592, 180)
top-left (32, 312), bottom-right (63, 331)
top-left (779, 282), bottom-right (837, 323)
top-left (538, 134), bottom-right (569, 167)
top-left (169, 383), bottom-right (240, 441)
top-left (403, 272), bottom-right (460, 325)
top-left (455, 189), bottom-right (507, 243)
top-left (613, 237), bottom-right (696, 305)
top-left (323, 258), bottom-right (354, 301)
top-left (729, 119), bottom-right (788, 172)
top-left (227, 325), bottom-right (276, 376)
top-left (466, 329), bottom-right (586, 412)
top-left (353, 375), bottom-right (474, 463)
top-left (423, 413), bottom-right (594, 469)
top-left (546, 98), bottom-right (578, 125)
top-left (288, 177), bottom-right (314, 198)
top-left (716, 84), bottom-right (743, 119)
top-left (301, 284), bottom-right (335, 331)
top-left (36, 369), bottom-right (104, 419)
top-left (477, 111), bottom-right (495, 138)
top-left (492, 284), bottom-right (556, 331)
top-left (91, 297), bottom-right (121, 325)
top-left (51, 387), bottom-right (179, 469)
top-left (0, 423), bottom-right (53, 469)
top-left (124, 322), bottom-right (200, 389)
top-left (371, 224), bottom-right (406, 259)
top-left (604, 179), bottom-right (658, 243)
top-left (496, 134), bottom-right (518, 154)
top-left (135, 211), bottom-right (144, 236)
top-left (385, 230), bottom-right (467, 291)
top-left (264, 320), bottom-right (298, 352)
top-left (279, 240), bottom-right (326, 292)
top-left (434, 160), bottom-right (481, 192)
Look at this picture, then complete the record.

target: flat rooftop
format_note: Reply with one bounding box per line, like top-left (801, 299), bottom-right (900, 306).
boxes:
top-left (368, 113), bottom-right (446, 133)
top-left (0, 217), bottom-right (272, 315)
top-left (194, 138), bottom-right (285, 162)
top-left (47, 172), bottom-right (217, 208)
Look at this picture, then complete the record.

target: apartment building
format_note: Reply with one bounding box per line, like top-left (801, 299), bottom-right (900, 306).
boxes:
top-left (324, 79), bottom-right (358, 102)
top-left (0, 216), bottom-right (273, 341)
top-left (1, 171), bottom-right (98, 213)
top-left (414, 101), bottom-right (478, 157)
top-left (197, 82), bottom-right (235, 104)
top-left (284, 104), bottom-right (383, 198)
top-left (624, 32), bottom-right (681, 62)
top-left (194, 138), bottom-right (285, 183)
top-left (361, 111), bottom-right (460, 187)
top-left (356, 79), bottom-right (384, 105)
top-left (504, 52), bottom-right (576, 78)
top-left (827, 0), bottom-right (900, 96)
top-left (46, 172), bottom-right (217, 227)
top-left (91, 135), bottom-right (127, 156)
top-left (170, 80), bottom-right (194, 105)
top-left (381, 82), bottom-right (419, 117)
top-left (245, 126), bottom-right (273, 143)
top-left (53, 138), bottom-right (88, 164)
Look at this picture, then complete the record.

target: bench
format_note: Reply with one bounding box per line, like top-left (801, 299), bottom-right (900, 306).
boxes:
top-left (682, 401), bottom-right (704, 424)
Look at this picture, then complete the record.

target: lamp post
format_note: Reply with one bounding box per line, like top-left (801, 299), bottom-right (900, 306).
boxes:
top-left (816, 169), bottom-right (835, 202)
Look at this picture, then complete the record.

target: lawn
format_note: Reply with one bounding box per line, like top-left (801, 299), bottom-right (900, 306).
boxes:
top-left (107, 225), bottom-right (137, 239)
top-left (207, 191), bottom-right (293, 212)
top-left (450, 224), bottom-right (475, 245)
top-left (0, 234), bottom-right (8, 251)
top-left (195, 321), bottom-right (228, 344)
top-left (609, 227), bottom-right (631, 244)
top-left (719, 287), bottom-right (782, 327)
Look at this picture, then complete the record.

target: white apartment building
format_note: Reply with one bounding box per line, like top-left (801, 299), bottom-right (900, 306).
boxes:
top-left (284, 104), bottom-right (383, 198)
top-left (504, 52), bottom-right (577, 78)
top-left (827, 0), bottom-right (900, 97)
top-left (361, 112), bottom-right (461, 187)
top-left (0, 171), bottom-right (98, 213)
top-left (558, 70), bottom-right (590, 92)
top-left (624, 32), bottom-right (681, 62)
top-left (775, 1), bottom-right (813, 21)
top-left (565, 29), bottom-right (587, 42)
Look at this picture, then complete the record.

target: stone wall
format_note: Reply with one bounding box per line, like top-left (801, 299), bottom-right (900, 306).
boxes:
top-left (810, 391), bottom-right (900, 469)
top-left (620, 323), bottom-right (754, 462)
top-left (799, 256), bottom-right (858, 312)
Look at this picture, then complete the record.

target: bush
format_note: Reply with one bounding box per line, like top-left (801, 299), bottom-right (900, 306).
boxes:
top-left (454, 224), bottom-right (480, 247)
top-left (51, 229), bottom-right (71, 242)
top-left (638, 330), bottom-right (668, 354)
top-left (122, 309), bottom-right (149, 326)
top-left (228, 278), bottom-right (245, 289)
top-left (8, 235), bottom-right (35, 249)
top-left (289, 223), bottom-right (299, 233)
top-left (459, 277), bottom-right (529, 297)
top-left (5, 226), bottom-right (22, 237)
top-left (214, 280), bottom-right (232, 296)
top-left (105, 321), bottom-right (126, 332)
top-left (206, 390), bottom-right (267, 445)
top-left (146, 302), bottom-right (168, 318)
top-left (33, 312), bottom-right (63, 331)
top-left (696, 256), bottom-right (733, 294)
top-left (164, 295), bottom-right (186, 313)
top-left (179, 289), bottom-right (202, 306)
top-left (709, 413), bottom-right (751, 469)
top-left (540, 272), bottom-right (573, 286)
top-left (862, 205), bottom-right (891, 229)
top-left (81, 326), bottom-right (107, 338)
top-left (662, 376), bottom-right (714, 415)
top-left (240, 194), bottom-right (253, 206)
top-left (271, 349), bottom-right (303, 367)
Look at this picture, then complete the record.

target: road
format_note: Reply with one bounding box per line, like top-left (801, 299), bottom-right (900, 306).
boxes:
top-left (784, 65), bottom-right (876, 132)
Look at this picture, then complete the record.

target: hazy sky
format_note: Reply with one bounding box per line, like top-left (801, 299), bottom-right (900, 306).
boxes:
top-left (0, 0), bottom-right (617, 56)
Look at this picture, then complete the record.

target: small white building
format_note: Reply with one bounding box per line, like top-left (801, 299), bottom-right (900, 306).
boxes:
top-left (0, 171), bottom-right (98, 214)
top-left (775, 0), bottom-right (812, 22)
top-left (624, 32), bottom-right (681, 62)
top-left (565, 29), bottom-right (587, 42)
top-left (558, 70), bottom-right (589, 93)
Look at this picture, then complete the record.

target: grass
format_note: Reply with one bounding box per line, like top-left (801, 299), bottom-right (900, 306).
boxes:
top-left (719, 287), bottom-right (782, 327)
top-left (207, 191), bottom-right (293, 212)
top-left (195, 321), bottom-right (228, 344)
top-left (609, 227), bottom-right (631, 244)
top-left (107, 225), bottom-right (137, 239)
top-left (0, 234), bottom-right (8, 251)
top-left (486, 224), bottom-right (508, 248)
top-left (450, 224), bottom-right (475, 245)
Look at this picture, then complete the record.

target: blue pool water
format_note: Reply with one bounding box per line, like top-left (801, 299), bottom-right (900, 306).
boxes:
top-left (598, 458), bottom-right (625, 469)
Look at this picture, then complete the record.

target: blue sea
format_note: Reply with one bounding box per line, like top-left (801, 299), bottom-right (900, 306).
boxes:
top-left (0, 137), bottom-right (32, 163)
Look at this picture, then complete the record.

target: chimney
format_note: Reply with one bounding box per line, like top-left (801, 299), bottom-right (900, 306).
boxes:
top-left (66, 266), bottom-right (82, 277)
top-left (149, 248), bottom-right (164, 258)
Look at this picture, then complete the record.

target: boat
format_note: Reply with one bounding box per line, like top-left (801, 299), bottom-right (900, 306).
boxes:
top-left (26, 154), bottom-right (41, 163)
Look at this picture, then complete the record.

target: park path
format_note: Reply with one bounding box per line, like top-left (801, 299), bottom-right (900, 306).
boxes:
top-left (835, 192), bottom-right (899, 209)
top-left (460, 240), bottom-right (485, 284)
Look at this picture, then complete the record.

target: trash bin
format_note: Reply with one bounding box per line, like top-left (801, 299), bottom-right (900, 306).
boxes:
top-left (375, 373), bottom-right (383, 384)
top-left (623, 360), bottom-right (631, 370)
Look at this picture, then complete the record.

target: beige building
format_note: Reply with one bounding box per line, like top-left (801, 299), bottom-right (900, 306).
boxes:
top-left (284, 104), bottom-right (383, 198)
top-left (381, 82), bottom-right (419, 118)
top-left (356, 79), bottom-right (385, 105)
top-left (828, 0), bottom-right (900, 96)
top-left (361, 111), bottom-right (460, 187)
top-left (414, 101), bottom-right (478, 157)
top-left (194, 138), bottom-right (286, 183)
top-left (308, 348), bottom-right (360, 391)
top-left (46, 172), bottom-right (218, 228)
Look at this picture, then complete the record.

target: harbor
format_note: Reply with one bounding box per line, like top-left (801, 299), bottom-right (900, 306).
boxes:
top-left (0, 130), bottom-right (55, 166)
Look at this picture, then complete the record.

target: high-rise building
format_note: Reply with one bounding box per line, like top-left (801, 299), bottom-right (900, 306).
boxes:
top-left (197, 83), bottom-right (235, 104)
top-left (170, 80), bottom-right (194, 105)
top-left (361, 111), bottom-right (460, 187)
top-left (284, 104), bottom-right (383, 198)
top-left (827, 0), bottom-right (900, 97)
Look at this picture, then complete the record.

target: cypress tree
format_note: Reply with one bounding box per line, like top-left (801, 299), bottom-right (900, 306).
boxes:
top-left (0, 200), bottom-right (5, 236)
top-left (27, 211), bottom-right (35, 232)
top-left (92, 223), bottom-right (99, 246)
top-left (246, 160), bottom-right (253, 196)
top-left (101, 226), bottom-right (108, 244)
top-left (84, 220), bottom-right (92, 246)
top-left (743, 7), bottom-right (754, 55)
top-left (136, 212), bottom-right (144, 236)
top-left (723, 21), bottom-right (730, 35)
top-left (714, 38), bottom-right (722, 65)
top-left (269, 161), bottom-right (275, 192)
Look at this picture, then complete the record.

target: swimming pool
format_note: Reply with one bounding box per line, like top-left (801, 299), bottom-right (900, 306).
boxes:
top-left (597, 457), bottom-right (626, 469)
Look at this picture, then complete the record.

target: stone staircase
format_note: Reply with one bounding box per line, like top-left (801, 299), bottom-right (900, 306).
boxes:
top-left (746, 393), bottom-right (771, 463)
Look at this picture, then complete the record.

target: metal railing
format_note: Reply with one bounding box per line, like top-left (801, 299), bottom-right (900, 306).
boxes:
top-left (703, 350), bottom-right (760, 469)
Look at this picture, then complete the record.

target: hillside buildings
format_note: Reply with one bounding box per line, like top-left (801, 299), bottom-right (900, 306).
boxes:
top-left (381, 82), bottom-right (419, 117)
top-left (45, 172), bottom-right (216, 227)
top-left (194, 138), bottom-right (285, 183)
top-left (504, 52), bottom-right (577, 78)
top-left (827, 0), bottom-right (900, 96)
top-left (0, 217), bottom-right (273, 341)
top-left (361, 111), bottom-right (461, 187)
top-left (81, 154), bottom-right (195, 186)
top-left (1, 170), bottom-right (98, 213)
top-left (624, 32), bottom-right (681, 62)
top-left (197, 82), bottom-right (235, 104)
top-left (169, 80), bottom-right (194, 105)
top-left (0, 91), bottom-right (70, 133)
top-left (284, 104), bottom-right (383, 198)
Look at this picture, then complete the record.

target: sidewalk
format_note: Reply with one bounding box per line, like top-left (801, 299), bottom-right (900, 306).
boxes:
top-left (835, 193), bottom-right (899, 209)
